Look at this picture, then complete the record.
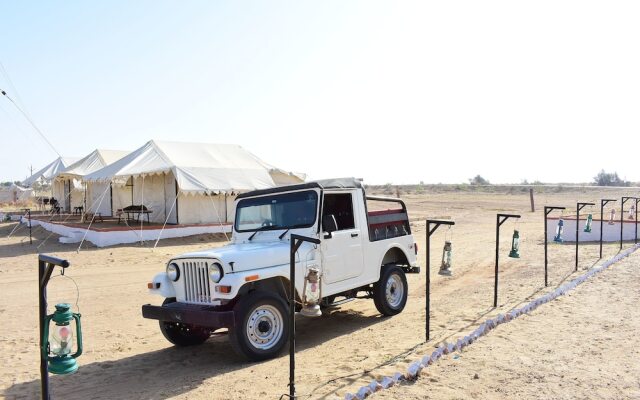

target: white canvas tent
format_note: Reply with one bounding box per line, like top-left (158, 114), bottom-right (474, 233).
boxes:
top-left (52, 149), bottom-right (129, 213)
top-left (83, 140), bottom-right (305, 224)
top-left (0, 183), bottom-right (34, 203)
top-left (22, 156), bottom-right (80, 187)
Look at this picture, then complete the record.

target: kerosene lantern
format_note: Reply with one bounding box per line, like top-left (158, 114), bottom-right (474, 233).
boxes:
top-left (42, 303), bottom-right (83, 375)
top-left (508, 230), bottom-right (520, 258)
top-left (439, 241), bottom-right (452, 276)
top-left (554, 219), bottom-right (564, 243)
top-left (608, 208), bottom-right (616, 225)
top-left (583, 214), bottom-right (593, 233)
top-left (301, 267), bottom-right (322, 317)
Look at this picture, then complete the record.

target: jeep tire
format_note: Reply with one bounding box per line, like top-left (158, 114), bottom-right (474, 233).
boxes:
top-left (229, 291), bottom-right (290, 361)
top-left (373, 265), bottom-right (408, 316)
top-left (159, 298), bottom-right (210, 346)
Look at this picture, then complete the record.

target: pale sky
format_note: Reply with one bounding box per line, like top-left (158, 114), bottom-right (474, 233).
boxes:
top-left (1, 1), bottom-right (639, 184)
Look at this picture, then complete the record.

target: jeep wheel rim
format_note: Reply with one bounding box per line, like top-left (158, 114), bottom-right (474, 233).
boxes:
top-left (246, 304), bottom-right (283, 350)
top-left (385, 273), bottom-right (404, 309)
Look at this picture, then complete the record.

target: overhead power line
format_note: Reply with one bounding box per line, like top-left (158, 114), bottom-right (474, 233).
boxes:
top-left (0, 61), bottom-right (29, 115)
top-left (1, 87), bottom-right (61, 157)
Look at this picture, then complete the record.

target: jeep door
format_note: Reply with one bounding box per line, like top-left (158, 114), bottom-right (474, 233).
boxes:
top-left (320, 191), bottom-right (365, 283)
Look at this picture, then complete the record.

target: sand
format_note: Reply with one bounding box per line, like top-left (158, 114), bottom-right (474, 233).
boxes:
top-left (376, 254), bottom-right (640, 400)
top-left (1, 189), bottom-right (638, 399)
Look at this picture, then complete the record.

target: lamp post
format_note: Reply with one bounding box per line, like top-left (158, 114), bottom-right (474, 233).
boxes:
top-left (287, 234), bottom-right (321, 399)
top-left (575, 202), bottom-right (595, 272)
top-left (544, 206), bottom-right (565, 287)
top-left (599, 199), bottom-right (616, 258)
top-left (621, 197), bottom-right (635, 250)
top-left (494, 213), bottom-right (520, 308)
top-left (39, 254), bottom-right (78, 400)
top-left (425, 219), bottom-right (455, 341)
top-left (633, 197), bottom-right (640, 244)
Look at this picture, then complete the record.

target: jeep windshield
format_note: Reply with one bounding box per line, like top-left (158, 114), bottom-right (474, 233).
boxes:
top-left (235, 190), bottom-right (318, 232)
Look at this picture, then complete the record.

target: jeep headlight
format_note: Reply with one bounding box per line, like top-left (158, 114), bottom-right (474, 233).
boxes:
top-left (209, 262), bottom-right (223, 283)
top-left (167, 262), bottom-right (180, 281)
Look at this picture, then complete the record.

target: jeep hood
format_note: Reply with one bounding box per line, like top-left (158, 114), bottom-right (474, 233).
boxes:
top-left (174, 241), bottom-right (308, 273)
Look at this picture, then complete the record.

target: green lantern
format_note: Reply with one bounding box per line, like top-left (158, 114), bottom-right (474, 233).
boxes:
top-left (439, 240), bottom-right (453, 276)
top-left (508, 230), bottom-right (520, 258)
top-left (583, 214), bottom-right (593, 233)
top-left (42, 303), bottom-right (83, 375)
top-left (553, 219), bottom-right (564, 243)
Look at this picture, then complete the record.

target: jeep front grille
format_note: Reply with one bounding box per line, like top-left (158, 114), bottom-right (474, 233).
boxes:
top-left (181, 260), bottom-right (213, 304)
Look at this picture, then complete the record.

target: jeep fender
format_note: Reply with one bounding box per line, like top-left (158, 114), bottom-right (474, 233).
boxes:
top-left (149, 272), bottom-right (176, 298)
top-left (376, 244), bottom-right (415, 280)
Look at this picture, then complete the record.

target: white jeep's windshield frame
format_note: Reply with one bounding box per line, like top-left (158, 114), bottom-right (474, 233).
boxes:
top-left (234, 190), bottom-right (319, 232)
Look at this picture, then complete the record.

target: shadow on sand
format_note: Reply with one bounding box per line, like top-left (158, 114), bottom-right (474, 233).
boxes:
top-left (3, 308), bottom-right (385, 400)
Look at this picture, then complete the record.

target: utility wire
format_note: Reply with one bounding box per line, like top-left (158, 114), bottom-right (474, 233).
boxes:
top-left (1, 87), bottom-right (61, 157)
top-left (0, 61), bottom-right (30, 115)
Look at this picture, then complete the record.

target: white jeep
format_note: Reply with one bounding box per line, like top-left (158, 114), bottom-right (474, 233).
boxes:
top-left (142, 178), bottom-right (419, 360)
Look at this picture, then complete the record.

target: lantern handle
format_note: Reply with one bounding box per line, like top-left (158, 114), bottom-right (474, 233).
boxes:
top-left (71, 313), bottom-right (83, 359)
top-left (50, 270), bottom-right (81, 315)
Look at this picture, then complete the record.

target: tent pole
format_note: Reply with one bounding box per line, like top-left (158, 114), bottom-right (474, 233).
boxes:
top-left (174, 179), bottom-right (179, 225)
top-left (109, 183), bottom-right (113, 217)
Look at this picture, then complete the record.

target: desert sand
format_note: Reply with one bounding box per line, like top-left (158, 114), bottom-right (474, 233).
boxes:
top-left (1, 188), bottom-right (639, 399)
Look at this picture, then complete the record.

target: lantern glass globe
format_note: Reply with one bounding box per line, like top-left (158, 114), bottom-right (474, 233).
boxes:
top-left (51, 325), bottom-right (74, 355)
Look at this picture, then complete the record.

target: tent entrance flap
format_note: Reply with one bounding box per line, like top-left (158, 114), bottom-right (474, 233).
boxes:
top-left (164, 173), bottom-right (178, 225)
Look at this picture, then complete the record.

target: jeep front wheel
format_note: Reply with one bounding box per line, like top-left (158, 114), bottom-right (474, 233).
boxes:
top-left (373, 265), bottom-right (408, 316)
top-left (229, 291), bottom-right (289, 361)
top-left (159, 298), bottom-right (210, 346)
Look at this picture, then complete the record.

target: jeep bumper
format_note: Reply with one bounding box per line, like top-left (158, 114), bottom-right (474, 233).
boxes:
top-left (142, 302), bottom-right (235, 329)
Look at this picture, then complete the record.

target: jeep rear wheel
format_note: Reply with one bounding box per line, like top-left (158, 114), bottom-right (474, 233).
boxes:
top-left (229, 291), bottom-right (289, 361)
top-left (373, 265), bottom-right (408, 316)
top-left (159, 298), bottom-right (210, 346)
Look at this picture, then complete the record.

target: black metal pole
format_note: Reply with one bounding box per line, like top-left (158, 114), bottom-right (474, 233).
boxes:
top-left (621, 197), bottom-right (624, 251)
top-left (28, 208), bottom-right (32, 244)
top-left (38, 254), bottom-right (70, 400)
top-left (600, 201), bottom-right (603, 258)
top-left (544, 206), bottom-right (565, 287)
top-left (575, 202), bottom-right (595, 272)
top-left (494, 213), bottom-right (520, 308)
top-left (576, 204), bottom-right (579, 271)
top-left (633, 197), bottom-right (640, 244)
top-left (599, 199), bottom-right (616, 259)
top-left (621, 197), bottom-right (633, 251)
top-left (495, 215), bottom-right (500, 308)
top-left (544, 211), bottom-right (547, 286)
top-left (426, 223), bottom-right (430, 341)
top-left (287, 234), bottom-right (320, 399)
top-left (288, 239), bottom-right (296, 399)
top-left (425, 219), bottom-right (455, 342)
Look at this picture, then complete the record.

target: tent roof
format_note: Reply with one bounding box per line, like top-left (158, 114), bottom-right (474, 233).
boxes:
top-left (22, 156), bottom-right (80, 186)
top-left (55, 149), bottom-right (129, 180)
top-left (84, 140), bottom-right (300, 194)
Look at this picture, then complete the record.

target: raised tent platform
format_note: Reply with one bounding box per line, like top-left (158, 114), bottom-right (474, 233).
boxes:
top-left (546, 216), bottom-right (638, 242)
top-left (28, 215), bottom-right (231, 247)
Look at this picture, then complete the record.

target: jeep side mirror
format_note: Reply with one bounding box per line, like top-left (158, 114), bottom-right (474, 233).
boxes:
top-left (322, 214), bottom-right (338, 238)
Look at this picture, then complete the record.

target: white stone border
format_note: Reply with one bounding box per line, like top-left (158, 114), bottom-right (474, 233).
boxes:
top-left (344, 244), bottom-right (640, 400)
